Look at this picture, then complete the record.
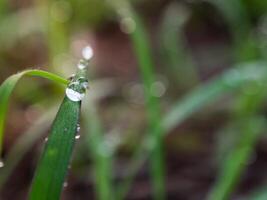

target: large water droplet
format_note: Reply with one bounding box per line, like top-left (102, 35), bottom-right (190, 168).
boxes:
top-left (75, 135), bottom-right (81, 140)
top-left (82, 46), bottom-right (93, 60)
top-left (66, 88), bottom-right (85, 102)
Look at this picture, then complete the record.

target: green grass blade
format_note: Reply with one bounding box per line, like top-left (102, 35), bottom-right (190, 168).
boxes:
top-left (0, 0), bottom-right (8, 18)
top-left (207, 117), bottom-right (266, 200)
top-left (129, 11), bottom-right (165, 200)
top-left (162, 62), bottom-right (267, 133)
top-left (83, 97), bottom-right (113, 200)
top-left (29, 64), bottom-right (88, 200)
top-left (29, 96), bottom-right (80, 200)
top-left (160, 2), bottom-right (199, 89)
top-left (0, 69), bottom-right (68, 156)
top-left (107, 2), bottom-right (166, 199)
top-left (117, 61), bottom-right (267, 198)
top-left (208, 0), bottom-right (259, 61)
top-left (247, 184), bottom-right (267, 200)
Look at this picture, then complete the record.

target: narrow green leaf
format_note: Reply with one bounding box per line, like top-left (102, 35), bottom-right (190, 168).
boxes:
top-left (207, 117), bottom-right (266, 200)
top-left (83, 98), bottom-right (113, 200)
top-left (0, 69), bottom-right (68, 156)
top-left (117, 61), bottom-right (267, 198)
top-left (29, 96), bottom-right (80, 200)
top-left (162, 62), bottom-right (267, 133)
top-left (160, 2), bottom-right (199, 88)
top-left (129, 11), bottom-right (166, 200)
top-left (29, 61), bottom-right (88, 200)
top-left (247, 184), bottom-right (267, 200)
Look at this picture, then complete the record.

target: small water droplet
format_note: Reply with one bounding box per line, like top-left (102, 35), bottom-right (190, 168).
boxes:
top-left (77, 60), bottom-right (87, 70)
top-left (64, 128), bottom-right (68, 132)
top-left (66, 88), bottom-right (85, 102)
top-left (75, 135), bottom-right (81, 140)
top-left (81, 81), bottom-right (89, 89)
top-left (44, 137), bottom-right (48, 142)
top-left (0, 160), bottom-right (4, 168)
top-left (63, 182), bottom-right (68, 188)
top-left (82, 46), bottom-right (93, 60)
top-left (76, 125), bottom-right (81, 132)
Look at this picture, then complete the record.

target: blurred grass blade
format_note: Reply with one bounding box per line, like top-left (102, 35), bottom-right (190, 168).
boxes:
top-left (207, 116), bottom-right (266, 200)
top-left (35, 0), bottom-right (70, 73)
top-left (162, 62), bottom-right (267, 133)
top-left (117, 61), bottom-right (267, 198)
top-left (0, 69), bottom-right (68, 156)
top-left (108, 1), bottom-right (166, 199)
top-left (160, 2), bottom-right (199, 89)
top-left (0, 0), bottom-right (8, 18)
top-left (0, 106), bottom-right (57, 188)
top-left (29, 66), bottom-right (87, 200)
top-left (208, 0), bottom-right (259, 61)
top-left (129, 11), bottom-right (165, 200)
top-left (248, 184), bottom-right (267, 200)
top-left (83, 97), bottom-right (113, 200)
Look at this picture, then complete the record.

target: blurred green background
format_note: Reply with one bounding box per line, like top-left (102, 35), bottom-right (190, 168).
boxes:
top-left (2, 0), bottom-right (267, 199)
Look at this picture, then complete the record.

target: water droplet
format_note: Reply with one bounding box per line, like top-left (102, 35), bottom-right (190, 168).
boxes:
top-left (44, 137), bottom-right (48, 143)
top-left (76, 125), bottom-right (81, 132)
top-left (63, 182), bottom-right (68, 188)
top-left (66, 88), bottom-right (85, 102)
top-left (0, 160), bottom-right (4, 168)
top-left (82, 46), bottom-right (93, 60)
top-left (64, 128), bottom-right (68, 132)
top-left (75, 135), bottom-right (81, 140)
top-left (81, 81), bottom-right (89, 89)
top-left (77, 60), bottom-right (88, 69)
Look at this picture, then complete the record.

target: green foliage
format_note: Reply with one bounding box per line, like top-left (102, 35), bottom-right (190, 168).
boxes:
top-left (0, 70), bottom-right (68, 156)
top-left (29, 66), bottom-right (88, 200)
top-left (116, 61), bottom-right (267, 199)
top-left (29, 96), bottom-right (80, 200)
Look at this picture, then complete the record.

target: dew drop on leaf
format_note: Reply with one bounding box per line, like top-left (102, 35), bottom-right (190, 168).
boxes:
top-left (77, 62), bottom-right (87, 70)
top-left (76, 125), bottom-right (81, 132)
top-left (66, 88), bottom-right (85, 102)
top-left (0, 160), bottom-right (4, 168)
top-left (82, 46), bottom-right (93, 60)
top-left (63, 182), bottom-right (68, 188)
